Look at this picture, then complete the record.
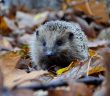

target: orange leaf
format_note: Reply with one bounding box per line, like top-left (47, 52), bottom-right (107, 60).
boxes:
top-left (87, 65), bottom-right (105, 75)
top-left (0, 51), bottom-right (21, 76)
top-left (89, 49), bottom-right (96, 57)
top-left (73, 0), bottom-right (109, 23)
top-left (0, 51), bottom-right (47, 88)
top-left (0, 16), bottom-right (11, 35)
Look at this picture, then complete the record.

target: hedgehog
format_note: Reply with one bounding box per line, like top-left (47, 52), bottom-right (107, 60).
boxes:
top-left (29, 20), bottom-right (89, 71)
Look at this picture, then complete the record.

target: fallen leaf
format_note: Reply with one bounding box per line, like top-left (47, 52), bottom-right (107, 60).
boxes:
top-left (5, 70), bottom-right (47, 88)
top-left (16, 11), bottom-right (48, 28)
top-left (73, 16), bottom-right (96, 38)
top-left (0, 16), bottom-right (12, 35)
top-left (18, 34), bottom-right (32, 44)
top-left (56, 49), bottom-right (98, 75)
top-left (0, 36), bottom-right (13, 51)
top-left (98, 28), bottom-right (110, 40)
top-left (87, 65), bottom-right (105, 76)
top-left (48, 87), bottom-right (71, 96)
top-left (0, 50), bottom-right (48, 88)
top-left (48, 83), bottom-right (92, 96)
top-left (89, 49), bottom-right (96, 57)
top-left (88, 40), bottom-right (107, 48)
top-left (0, 51), bottom-right (21, 75)
top-left (56, 60), bottom-right (79, 75)
top-left (70, 83), bottom-right (92, 96)
top-left (73, 0), bottom-right (109, 23)
top-left (11, 89), bottom-right (34, 96)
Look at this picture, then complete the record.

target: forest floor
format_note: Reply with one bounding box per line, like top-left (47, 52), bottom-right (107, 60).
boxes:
top-left (0, 0), bottom-right (110, 96)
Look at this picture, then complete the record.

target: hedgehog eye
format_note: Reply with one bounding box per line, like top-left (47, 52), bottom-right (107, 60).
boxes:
top-left (68, 32), bottom-right (74, 40)
top-left (36, 30), bottom-right (39, 36)
top-left (42, 41), bottom-right (46, 46)
top-left (56, 40), bottom-right (63, 46)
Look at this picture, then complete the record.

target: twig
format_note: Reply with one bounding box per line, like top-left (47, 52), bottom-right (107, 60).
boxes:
top-left (77, 76), bottom-right (103, 86)
top-left (13, 81), bottom-right (68, 91)
top-left (86, 57), bottom-right (92, 76)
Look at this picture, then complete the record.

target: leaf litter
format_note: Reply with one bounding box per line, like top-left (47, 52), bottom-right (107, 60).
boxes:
top-left (0, 0), bottom-right (110, 96)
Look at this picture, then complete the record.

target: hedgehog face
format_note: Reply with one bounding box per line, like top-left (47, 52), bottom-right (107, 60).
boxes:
top-left (37, 32), bottom-right (72, 54)
top-left (35, 26), bottom-right (75, 70)
top-left (30, 21), bottom-right (88, 71)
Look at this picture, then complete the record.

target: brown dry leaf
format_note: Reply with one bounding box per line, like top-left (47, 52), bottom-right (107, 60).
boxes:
top-left (93, 86), bottom-right (106, 96)
top-left (0, 51), bottom-right (24, 87)
top-left (98, 28), bottom-right (110, 40)
top-left (63, 10), bottom-right (97, 38)
top-left (6, 70), bottom-right (47, 88)
top-left (16, 11), bottom-right (48, 28)
top-left (93, 48), bottom-right (110, 96)
top-left (0, 68), bottom-right (3, 96)
top-left (48, 87), bottom-right (71, 96)
top-left (4, 69), bottom-right (27, 88)
top-left (18, 34), bottom-right (32, 44)
top-left (0, 67), bottom-right (33, 96)
top-left (73, 0), bottom-right (109, 23)
top-left (0, 36), bottom-right (13, 51)
top-left (48, 83), bottom-right (92, 96)
top-left (73, 16), bottom-right (96, 38)
top-left (0, 16), bottom-right (12, 35)
top-left (0, 51), bottom-right (47, 88)
top-left (0, 51), bottom-right (21, 76)
top-left (70, 83), bottom-right (92, 96)
top-left (11, 89), bottom-right (34, 96)
top-left (86, 49), bottom-right (104, 76)
top-left (87, 65), bottom-right (105, 76)
top-left (99, 48), bottom-right (110, 96)
top-left (0, 68), bottom-right (34, 96)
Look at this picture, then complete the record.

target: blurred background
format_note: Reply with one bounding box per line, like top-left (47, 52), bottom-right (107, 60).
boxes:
top-left (0, 0), bottom-right (110, 53)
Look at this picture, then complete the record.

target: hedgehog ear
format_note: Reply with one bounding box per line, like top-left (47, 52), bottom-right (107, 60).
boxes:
top-left (36, 30), bottom-right (39, 36)
top-left (68, 32), bottom-right (74, 40)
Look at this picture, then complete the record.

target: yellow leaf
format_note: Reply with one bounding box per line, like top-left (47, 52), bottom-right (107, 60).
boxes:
top-left (34, 12), bottom-right (48, 21)
top-left (0, 16), bottom-right (11, 35)
top-left (89, 49), bottom-right (102, 59)
top-left (56, 67), bottom-right (67, 75)
top-left (56, 60), bottom-right (79, 75)
top-left (87, 66), bottom-right (105, 75)
top-left (0, 16), bottom-right (8, 30)
top-left (89, 49), bottom-right (96, 57)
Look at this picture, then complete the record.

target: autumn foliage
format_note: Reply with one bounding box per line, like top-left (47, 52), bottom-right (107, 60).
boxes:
top-left (0, 0), bottom-right (110, 96)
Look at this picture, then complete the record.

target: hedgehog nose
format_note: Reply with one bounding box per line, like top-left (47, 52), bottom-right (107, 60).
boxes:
top-left (44, 50), bottom-right (55, 57)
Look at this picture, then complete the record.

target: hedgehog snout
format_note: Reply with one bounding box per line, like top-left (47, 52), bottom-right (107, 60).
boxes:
top-left (43, 49), bottom-right (56, 57)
